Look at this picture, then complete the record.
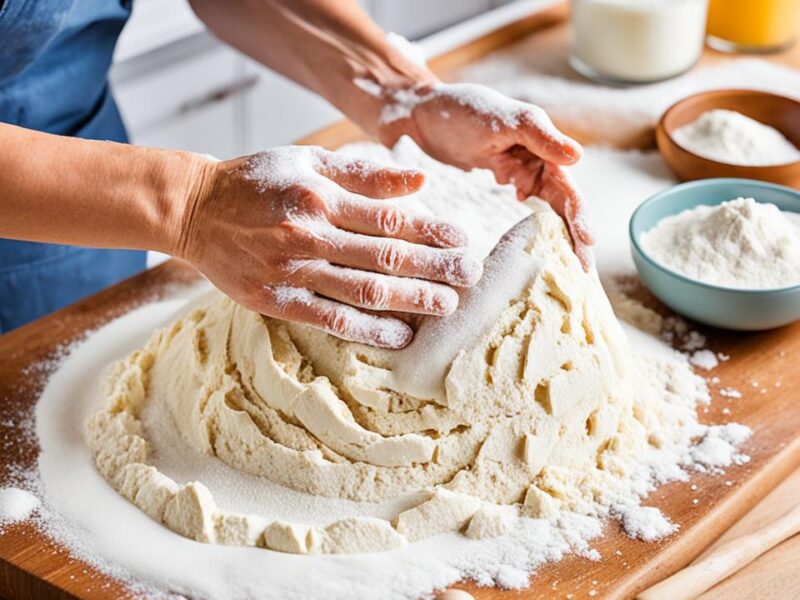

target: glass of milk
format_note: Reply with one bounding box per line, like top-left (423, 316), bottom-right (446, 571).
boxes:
top-left (570, 0), bottom-right (709, 85)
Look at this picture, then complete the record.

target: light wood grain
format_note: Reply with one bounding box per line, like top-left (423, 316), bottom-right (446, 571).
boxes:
top-left (694, 465), bottom-right (800, 599)
top-left (2, 3), bottom-right (800, 599)
top-left (638, 505), bottom-right (800, 599)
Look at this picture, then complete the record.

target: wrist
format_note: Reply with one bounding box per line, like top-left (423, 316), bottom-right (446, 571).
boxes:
top-left (152, 150), bottom-right (217, 260)
top-left (338, 37), bottom-right (438, 146)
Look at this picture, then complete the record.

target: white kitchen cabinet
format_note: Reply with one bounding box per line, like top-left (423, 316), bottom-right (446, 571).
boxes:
top-left (241, 62), bottom-right (342, 154)
top-left (373, 0), bottom-right (491, 38)
top-left (111, 39), bottom-right (252, 158)
top-left (132, 93), bottom-right (241, 159)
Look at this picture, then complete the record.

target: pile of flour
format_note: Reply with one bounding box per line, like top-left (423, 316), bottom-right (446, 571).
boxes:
top-left (641, 197), bottom-right (800, 289)
top-left (10, 141), bottom-right (754, 600)
top-left (0, 487), bottom-right (40, 527)
top-left (672, 109), bottom-right (800, 166)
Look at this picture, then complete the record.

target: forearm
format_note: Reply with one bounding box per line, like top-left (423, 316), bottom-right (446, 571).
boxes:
top-left (0, 123), bottom-right (206, 254)
top-left (190, 0), bottom-right (433, 144)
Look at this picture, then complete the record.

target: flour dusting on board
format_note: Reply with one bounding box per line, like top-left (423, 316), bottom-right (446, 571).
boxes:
top-left (0, 140), bottom-right (754, 600)
top-left (0, 487), bottom-right (40, 527)
top-left (461, 55), bottom-right (800, 146)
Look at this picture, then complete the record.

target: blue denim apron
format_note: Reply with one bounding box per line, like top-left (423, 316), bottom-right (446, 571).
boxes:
top-left (0, 0), bottom-right (146, 333)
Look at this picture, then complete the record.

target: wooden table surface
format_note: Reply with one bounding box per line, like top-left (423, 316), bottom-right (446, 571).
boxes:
top-left (2, 3), bottom-right (800, 599)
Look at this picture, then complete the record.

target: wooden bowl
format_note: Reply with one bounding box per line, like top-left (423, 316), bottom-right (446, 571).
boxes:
top-left (656, 89), bottom-right (800, 188)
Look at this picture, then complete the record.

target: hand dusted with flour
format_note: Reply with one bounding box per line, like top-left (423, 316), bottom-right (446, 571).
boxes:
top-left (181, 146), bottom-right (482, 349)
top-left (360, 80), bottom-right (594, 265)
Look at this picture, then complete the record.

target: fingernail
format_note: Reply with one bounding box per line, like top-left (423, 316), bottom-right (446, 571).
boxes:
top-left (561, 140), bottom-right (583, 162)
top-left (431, 287), bottom-right (459, 315)
top-left (374, 319), bottom-right (414, 349)
top-left (452, 253), bottom-right (483, 286)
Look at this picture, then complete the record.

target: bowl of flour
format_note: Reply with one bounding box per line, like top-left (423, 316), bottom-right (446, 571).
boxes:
top-left (630, 178), bottom-right (800, 330)
top-left (657, 90), bottom-right (800, 188)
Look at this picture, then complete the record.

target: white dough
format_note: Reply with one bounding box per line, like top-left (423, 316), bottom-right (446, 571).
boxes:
top-left (84, 205), bottom-right (672, 553)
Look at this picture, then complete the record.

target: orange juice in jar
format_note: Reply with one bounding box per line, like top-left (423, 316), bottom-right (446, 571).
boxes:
top-left (707, 0), bottom-right (800, 52)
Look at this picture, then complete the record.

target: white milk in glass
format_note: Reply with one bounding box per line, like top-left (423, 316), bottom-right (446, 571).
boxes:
top-left (571, 0), bottom-right (708, 85)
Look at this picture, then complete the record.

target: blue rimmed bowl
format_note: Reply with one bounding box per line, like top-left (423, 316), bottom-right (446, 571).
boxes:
top-left (629, 178), bottom-right (800, 330)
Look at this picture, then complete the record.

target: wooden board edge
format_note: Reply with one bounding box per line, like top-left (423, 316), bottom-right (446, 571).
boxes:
top-left (613, 435), bottom-right (800, 599)
top-left (0, 554), bottom-right (77, 600)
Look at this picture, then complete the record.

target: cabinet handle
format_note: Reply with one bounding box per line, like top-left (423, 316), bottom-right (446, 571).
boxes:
top-left (177, 74), bottom-right (259, 114)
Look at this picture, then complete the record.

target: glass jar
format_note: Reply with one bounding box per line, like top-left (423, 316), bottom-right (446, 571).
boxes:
top-left (707, 0), bottom-right (800, 53)
top-left (570, 0), bottom-right (709, 85)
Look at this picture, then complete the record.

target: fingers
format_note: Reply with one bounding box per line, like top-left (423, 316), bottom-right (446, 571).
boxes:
top-left (291, 260), bottom-right (460, 316)
top-left (544, 163), bottom-right (595, 246)
top-left (259, 285), bottom-right (414, 349)
top-left (329, 196), bottom-right (468, 248)
top-left (515, 106), bottom-right (583, 166)
top-left (312, 229), bottom-right (483, 287)
top-left (315, 152), bottom-right (425, 199)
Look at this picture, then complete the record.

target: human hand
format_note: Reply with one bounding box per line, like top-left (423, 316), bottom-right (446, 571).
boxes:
top-left (177, 146), bottom-right (482, 349)
top-left (377, 82), bottom-right (594, 267)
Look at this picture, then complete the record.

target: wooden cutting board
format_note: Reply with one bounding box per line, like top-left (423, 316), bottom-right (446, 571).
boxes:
top-left (1, 4), bottom-right (799, 599)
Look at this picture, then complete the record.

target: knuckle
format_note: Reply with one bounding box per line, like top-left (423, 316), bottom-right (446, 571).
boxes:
top-left (376, 242), bottom-right (406, 273)
top-left (377, 206), bottom-right (404, 236)
top-left (322, 308), bottom-right (351, 337)
top-left (355, 278), bottom-right (390, 309)
top-left (283, 184), bottom-right (327, 214)
top-left (276, 221), bottom-right (328, 254)
top-left (275, 220), bottom-right (311, 245)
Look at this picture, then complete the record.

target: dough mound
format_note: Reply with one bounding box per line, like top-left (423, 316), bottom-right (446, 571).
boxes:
top-left (86, 208), bottom-right (662, 554)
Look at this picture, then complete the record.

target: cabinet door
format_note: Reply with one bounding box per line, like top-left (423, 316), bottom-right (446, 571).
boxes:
top-left (112, 44), bottom-right (253, 157)
top-left (133, 97), bottom-right (241, 159)
top-left (373, 0), bottom-right (490, 38)
top-left (241, 62), bottom-right (342, 154)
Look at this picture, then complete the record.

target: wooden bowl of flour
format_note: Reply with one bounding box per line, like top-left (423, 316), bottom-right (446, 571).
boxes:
top-left (657, 89), bottom-right (800, 188)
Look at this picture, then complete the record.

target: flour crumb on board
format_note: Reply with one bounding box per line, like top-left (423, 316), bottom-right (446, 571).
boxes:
top-left (690, 350), bottom-right (719, 370)
top-left (614, 504), bottom-right (677, 542)
top-left (0, 487), bottom-right (40, 527)
top-left (691, 424), bottom-right (752, 473)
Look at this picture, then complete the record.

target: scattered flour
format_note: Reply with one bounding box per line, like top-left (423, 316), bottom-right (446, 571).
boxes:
top-left (672, 109), bottom-right (800, 166)
top-left (460, 52), bottom-right (800, 148)
top-left (614, 504), bottom-right (677, 542)
top-left (690, 350), bottom-right (719, 371)
top-left (0, 487), bottom-right (40, 526)
top-left (691, 424), bottom-right (752, 474)
top-left (10, 140), bottom-right (752, 600)
top-left (640, 198), bottom-right (800, 289)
